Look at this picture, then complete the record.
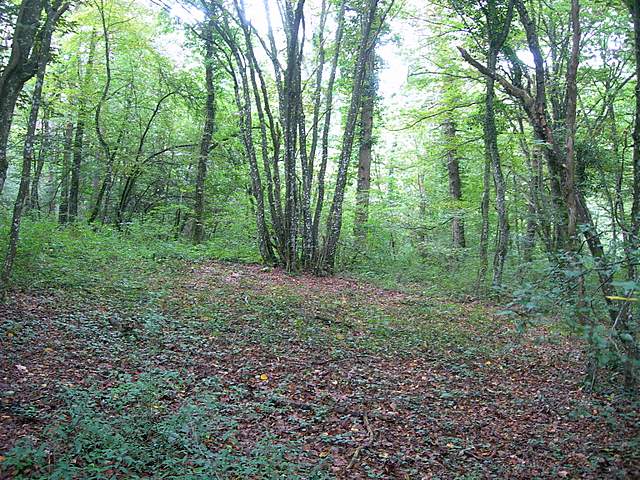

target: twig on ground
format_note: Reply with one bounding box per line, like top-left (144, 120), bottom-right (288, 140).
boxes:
top-left (347, 413), bottom-right (375, 470)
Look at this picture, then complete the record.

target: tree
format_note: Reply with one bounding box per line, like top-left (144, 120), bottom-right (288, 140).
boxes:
top-left (193, 15), bottom-right (216, 244)
top-left (1, 0), bottom-right (70, 293)
top-left (456, 0), bottom-right (513, 287)
top-left (319, 0), bottom-right (394, 273)
top-left (354, 51), bottom-right (377, 243)
top-left (0, 0), bottom-right (54, 194)
top-left (443, 117), bottom-right (465, 248)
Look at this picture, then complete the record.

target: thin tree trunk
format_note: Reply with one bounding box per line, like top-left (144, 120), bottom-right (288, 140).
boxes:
top-left (485, 0), bottom-right (513, 287)
top-left (477, 153), bottom-right (491, 285)
top-left (90, 0), bottom-right (116, 224)
top-left (319, 0), bottom-right (383, 272)
top-left (221, 31), bottom-right (275, 263)
top-left (235, 8), bottom-right (284, 259)
top-left (68, 32), bottom-right (96, 222)
top-left (312, 0), bottom-right (346, 262)
top-left (416, 173), bottom-right (428, 255)
top-left (461, 0), bottom-right (513, 287)
top-left (68, 118), bottom-right (84, 221)
top-left (485, 54), bottom-right (509, 287)
top-left (28, 108), bottom-right (49, 211)
top-left (354, 53), bottom-right (376, 243)
top-left (58, 122), bottom-right (73, 224)
top-left (514, 115), bottom-right (547, 258)
top-left (630, 0), bottom-right (640, 284)
top-left (193, 23), bottom-right (216, 244)
top-left (513, 0), bottom-right (568, 249)
top-left (443, 117), bottom-right (465, 248)
top-left (564, 0), bottom-right (580, 244)
top-left (622, 0), bottom-right (640, 390)
top-left (281, 0), bottom-right (305, 271)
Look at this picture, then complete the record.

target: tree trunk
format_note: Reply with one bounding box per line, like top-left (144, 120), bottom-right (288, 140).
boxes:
top-left (225, 38), bottom-right (275, 263)
top-left (416, 173), bottom-right (428, 255)
top-left (485, 54), bottom-right (509, 287)
top-left (67, 31), bottom-right (96, 222)
top-left (28, 108), bottom-right (49, 211)
top-left (623, 0), bottom-right (640, 390)
top-left (1, 0), bottom-right (62, 292)
top-left (354, 52), bottom-right (376, 243)
top-left (477, 153), bottom-right (491, 285)
top-left (319, 0), bottom-right (381, 273)
top-left (68, 118), bottom-right (84, 221)
top-left (58, 122), bottom-right (73, 224)
top-left (193, 24), bottom-right (216, 244)
top-left (443, 117), bottom-right (465, 248)
top-left (312, 0), bottom-right (346, 263)
top-left (281, 1), bottom-right (304, 271)
top-left (564, 0), bottom-right (580, 244)
top-left (513, 0), bottom-right (569, 249)
top-left (90, 1), bottom-right (115, 224)
top-left (630, 0), bottom-right (640, 283)
top-left (0, 0), bottom-right (45, 195)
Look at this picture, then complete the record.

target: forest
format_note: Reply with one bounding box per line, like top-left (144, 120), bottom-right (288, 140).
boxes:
top-left (0, 0), bottom-right (639, 478)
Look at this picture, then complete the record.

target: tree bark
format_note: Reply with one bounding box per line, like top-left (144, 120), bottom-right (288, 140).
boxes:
top-left (443, 117), bottom-right (465, 248)
top-left (312, 0), bottom-right (346, 263)
top-left (319, 0), bottom-right (384, 272)
top-left (483, 0), bottom-right (513, 288)
top-left (193, 21), bottom-right (216, 244)
top-left (68, 118), bottom-right (84, 221)
top-left (217, 17), bottom-right (275, 263)
top-left (477, 148), bottom-right (491, 285)
top-left (354, 52), bottom-right (376, 243)
top-left (564, 0), bottom-right (580, 244)
top-left (281, 0), bottom-right (305, 271)
top-left (417, 173), bottom-right (428, 251)
top-left (58, 122), bottom-right (73, 224)
top-left (89, 1), bottom-right (119, 225)
top-left (622, 0), bottom-right (640, 390)
top-left (0, 0), bottom-right (45, 195)
top-left (238, 12), bottom-right (285, 261)
top-left (630, 0), bottom-right (640, 283)
top-left (513, 0), bottom-right (568, 249)
top-left (1, 0), bottom-right (67, 293)
top-left (28, 107), bottom-right (49, 211)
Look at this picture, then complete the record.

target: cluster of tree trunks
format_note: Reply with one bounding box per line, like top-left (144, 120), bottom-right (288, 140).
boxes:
top-left (0, 0), bottom-right (391, 279)
top-left (211, 0), bottom-right (391, 273)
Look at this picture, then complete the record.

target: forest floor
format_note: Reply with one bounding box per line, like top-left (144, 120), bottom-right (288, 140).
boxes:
top-left (1, 259), bottom-right (639, 479)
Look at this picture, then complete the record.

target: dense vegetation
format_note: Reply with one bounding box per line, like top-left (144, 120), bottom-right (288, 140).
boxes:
top-left (1, 0), bottom-right (639, 478)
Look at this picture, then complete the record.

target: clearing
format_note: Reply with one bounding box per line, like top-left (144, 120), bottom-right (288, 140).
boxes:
top-left (1, 260), bottom-right (638, 479)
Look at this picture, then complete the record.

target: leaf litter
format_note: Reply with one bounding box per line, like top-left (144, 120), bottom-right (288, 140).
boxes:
top-left (1, 260), bottom-right (638, 478)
